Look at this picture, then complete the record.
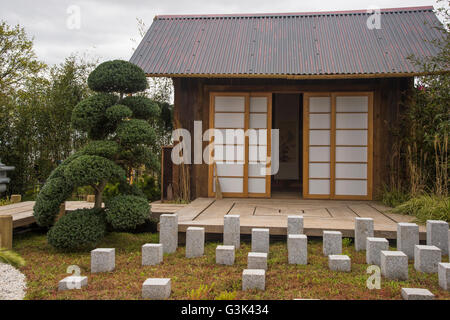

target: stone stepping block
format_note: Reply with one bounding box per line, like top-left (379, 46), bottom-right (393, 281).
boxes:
top-left (355, 217), bottom-right (374, 251)
top-left (366, 237), bottom-right (389, 266)
top-left (397, 222), bottom-right (419, 259)
top-left (426, 220), bottom-right (449, 255)
top-left (414, 245), bottom-right (441, 273)
top-left (142, 243), bottom-right (163, 266)
top-left (186, 227), bottom-right (205, 258)
top-left (58, 276), bottom-right (87, 291)
top-left (242, 269), bottom-right (265, 291)
top-left (224, 215), bottom-right (240, 249)
top-left (160, 214), bottom-right (178, 254)
top-left (287, 215), bottom-right (304, 235)
top-left (142, 278), bottom-right (171, 299)
top-left (381, 251), bottom-right (408, 280)
top-left (323, 231), bottom-right (342, 256)
top-left (91, 248), bottom-right (115, 273)
top-left (248, 252), bottom-right (268, 270)
top-left (288, 234), bottom-right (307, 265)
top-left (438, 262), bottom-right (450, 291)
top-left (216, 245), bottom-right (235, 265)
top-left (401, 288), bottom-right (434, 300)
top-left (251, 228), bottom-right (269, 254)
top-left (328, 255), bottom-right (351, 272)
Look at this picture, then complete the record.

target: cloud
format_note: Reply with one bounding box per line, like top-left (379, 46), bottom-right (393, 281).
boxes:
top-left (2, 0), bottom-right (440, 66)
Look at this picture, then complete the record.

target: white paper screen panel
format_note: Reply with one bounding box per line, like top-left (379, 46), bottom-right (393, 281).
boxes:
top-left (215, 113), bottom-right (245, 128)
top-left (309, 179), bottom-right (330, 195)
top-left (249, 129), bottom-right (267, 145)
top-left (249, 163), bottom-right (266, 177)
top-left (336, 114), bottom-right (368, 129)
top-left (213, 178), bottom-right (243, 193)
top-left (336, 147), bottom-right (367, 162)
top-left (309, 114), bottom-right (331, 129)
top-left (249, 114), bottom-right (267, 129)
top-left (215, 96), bottom-right (245, 112)
top-left (336, 96), bottom-right (368, 112)
top-left (335, 163), bottom-right (367, 179)
top-left (250, 97), bottom-right (268, 112)
top-left (335, 180), bottom-right (367, 196)
top-left (249, 146), bottom-right (267, 162)
top-left (309, 97), bottom-right (331, 112)
top-left (309, 163), bottom-right (330, 178)
top-left (309, 147), bottom-right (330, 162)
top-left (336, 130), bottom-right (367, 145)
top-left (214, 145), bottom-right (245, 162)
top-left (216, 164), bottom-right (244, 177)
top-left (214, 129), bottom-right (245, 145)
top-left (309, 130), bottom-right (330, 145)
top-left (248, 178), bottom-right (266, 193)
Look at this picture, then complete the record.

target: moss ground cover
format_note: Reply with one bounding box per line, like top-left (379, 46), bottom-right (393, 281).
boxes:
top-left (14, 231), bottom-right (450, 300)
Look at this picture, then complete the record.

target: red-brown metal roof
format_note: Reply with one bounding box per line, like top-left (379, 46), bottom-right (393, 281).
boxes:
top-left (130, 6), bottom-right (446, 78)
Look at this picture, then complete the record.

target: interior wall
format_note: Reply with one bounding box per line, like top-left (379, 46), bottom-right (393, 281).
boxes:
top-left (273, 94), bottom-right (301, 181)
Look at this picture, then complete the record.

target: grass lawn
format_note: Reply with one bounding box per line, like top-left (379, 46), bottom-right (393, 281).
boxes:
top-left (14, 231), bottom-right (450, 300)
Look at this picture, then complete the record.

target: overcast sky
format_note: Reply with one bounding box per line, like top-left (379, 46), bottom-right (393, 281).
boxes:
top-left (2, 0), bottom-right (446, 66)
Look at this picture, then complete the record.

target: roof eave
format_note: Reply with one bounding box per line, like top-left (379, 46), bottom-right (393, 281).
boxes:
top-left (144, 72), bottom-right (446, 80)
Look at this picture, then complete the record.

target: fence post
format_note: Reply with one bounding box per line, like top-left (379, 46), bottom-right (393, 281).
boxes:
top-left (0, 215), bottom-right (13, 250)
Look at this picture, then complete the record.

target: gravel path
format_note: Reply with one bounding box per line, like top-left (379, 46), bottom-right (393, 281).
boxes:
top-left (0, 262), bottom-right (27, 300)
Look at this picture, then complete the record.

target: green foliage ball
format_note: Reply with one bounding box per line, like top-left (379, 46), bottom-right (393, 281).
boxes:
top-left (120, 96), bottom-right (160, 120)
top-left (79, 140), bottom-right (119, 159)
top-left (106, 104), bottom-right (132, 122)
top-left (33, 176), bottom-right (73, 227)
top-left (87, 60), bottom-right (147, 94)
top-left (116, 119), bottom-right (156, 146)
top-left (105, 195), bottom-right (150, 230)
top-left (47, 208), bottom-right (107, 251)
top-left (63, 155), bottom-right (126, 187)
top-left (71, 93), bottom-right (118, 138)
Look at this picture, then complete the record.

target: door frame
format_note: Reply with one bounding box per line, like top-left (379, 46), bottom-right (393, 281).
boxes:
top-left (208, 92), bottom-right (272, 198)
top-left (303, 91), bottom-right (373, 200)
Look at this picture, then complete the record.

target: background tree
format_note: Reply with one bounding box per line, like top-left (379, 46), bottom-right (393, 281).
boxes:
top-left (34, 60), bottom-right (159, 250)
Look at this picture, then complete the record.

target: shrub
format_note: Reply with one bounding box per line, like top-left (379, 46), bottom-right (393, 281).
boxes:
top-left (392, 195), bottom-right (450, 223)
top-left (120, 96), bottom-right (160, 120)
top-left (79, 140), bottom-right (119, 159)
top-left (87, 60), bottom-right (147, 94)
top-left (106, 104), bottom-right (132, 122)
top-left (381, 185), bottom-right (410, 208)
top-left (116, 119), bottom-right (156, 145)
top-left (33, 176), bottom-right (73, 227)
top-left (105, 195), bottom-right (150, 230)
top-left (47, 208), bottom-right (106, 251)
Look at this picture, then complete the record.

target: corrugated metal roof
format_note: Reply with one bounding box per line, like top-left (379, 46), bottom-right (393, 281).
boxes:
top-left (130, 6), bottom-right (445, 78)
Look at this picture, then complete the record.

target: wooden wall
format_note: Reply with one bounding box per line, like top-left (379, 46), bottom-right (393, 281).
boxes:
top-left (172, 77), bottom-right (413, 200)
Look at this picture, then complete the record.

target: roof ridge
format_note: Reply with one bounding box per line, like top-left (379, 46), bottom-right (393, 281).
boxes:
top-left (155, 6), bottom-right (434, 20)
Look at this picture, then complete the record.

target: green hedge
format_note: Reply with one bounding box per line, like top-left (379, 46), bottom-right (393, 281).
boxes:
top-left (47, 208), bottom-right (107, 251)
top-left (105, 195), bottom-right (150, 230)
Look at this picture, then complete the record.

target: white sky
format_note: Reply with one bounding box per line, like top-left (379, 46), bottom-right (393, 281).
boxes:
top-left (1, 0), bottom-right (446, 66)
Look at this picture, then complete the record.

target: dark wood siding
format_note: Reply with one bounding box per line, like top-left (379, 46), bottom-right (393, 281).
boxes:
top-left (172, 77), bottom-right (413, 200)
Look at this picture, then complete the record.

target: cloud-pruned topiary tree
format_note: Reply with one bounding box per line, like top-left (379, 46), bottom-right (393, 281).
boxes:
top-left (33, 60), bottom-right (159, 250)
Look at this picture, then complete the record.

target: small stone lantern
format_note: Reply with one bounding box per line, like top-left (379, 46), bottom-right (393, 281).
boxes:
top-left (0, 160), bottom-right (15, 193)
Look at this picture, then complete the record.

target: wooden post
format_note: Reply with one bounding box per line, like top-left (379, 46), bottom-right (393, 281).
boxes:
top-left (86, 195), bottom-right (95, 203)
top-left (10, 195), bottom-right (21, 204)
top-left (0, 215), bottom-right (13, 250)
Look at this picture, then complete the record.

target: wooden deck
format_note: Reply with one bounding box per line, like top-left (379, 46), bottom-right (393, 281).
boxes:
top-left (173, 198), bottom-right (426, 240)
top-left (0, 201), bottom-right (95, 228)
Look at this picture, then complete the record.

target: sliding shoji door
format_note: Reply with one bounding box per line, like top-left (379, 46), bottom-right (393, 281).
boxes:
top-left (303, 92), bottom-right (373, 200)
top-left (209, 92), bottom-right (271, 198)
